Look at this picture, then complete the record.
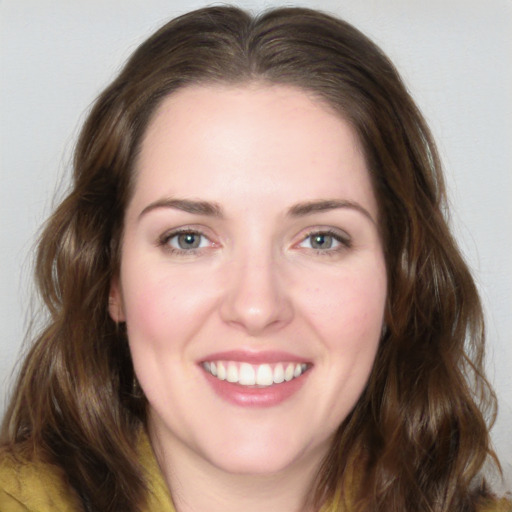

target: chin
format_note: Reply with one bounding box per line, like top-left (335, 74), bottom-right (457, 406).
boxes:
top-left (207, 448), bottom-right (307, 476)
top-left (198, 426), bottom-right (330, 477)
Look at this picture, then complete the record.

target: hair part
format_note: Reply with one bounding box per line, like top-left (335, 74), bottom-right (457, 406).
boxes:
top-left (1, 6), bottom-right (500, 511)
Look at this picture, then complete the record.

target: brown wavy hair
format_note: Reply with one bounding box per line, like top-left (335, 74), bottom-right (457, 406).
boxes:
top-left (1, 6), bottom-right (502, 512)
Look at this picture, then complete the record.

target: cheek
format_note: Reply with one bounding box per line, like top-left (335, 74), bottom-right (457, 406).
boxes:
top-left (120, 267), bottom-right (211, 396)
top-left (303, 266), bottom-right (386, 343)
top-left (120, 261), bottom-right (219, 351)
top-left (301, 258), bottom-right (386, 392)
top-left (310, 267), bottom-right (386, 413)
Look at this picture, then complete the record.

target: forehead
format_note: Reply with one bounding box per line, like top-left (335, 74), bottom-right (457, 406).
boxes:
top-left (132, 83), bottom-right (377, 219)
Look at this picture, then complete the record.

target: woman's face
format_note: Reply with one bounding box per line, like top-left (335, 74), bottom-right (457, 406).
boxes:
top-left (110, 84), bottom-right (387, 476)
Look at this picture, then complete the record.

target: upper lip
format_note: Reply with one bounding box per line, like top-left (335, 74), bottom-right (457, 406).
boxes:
top-left (199, 350), bottom-right (310, 364)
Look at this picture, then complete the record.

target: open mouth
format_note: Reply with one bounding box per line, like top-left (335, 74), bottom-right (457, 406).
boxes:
top-left (201, 361), bottom-right (310, 387)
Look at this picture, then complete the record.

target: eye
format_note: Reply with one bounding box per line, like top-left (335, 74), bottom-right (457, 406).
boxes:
top-left (171, 232), bottom-right (206, 250)
top-left (303, 233), bottom-right (337, 250)
top-left (297, 230), bottom-right (351, 253)
top-left (159, 229), bottom-right (213, 253)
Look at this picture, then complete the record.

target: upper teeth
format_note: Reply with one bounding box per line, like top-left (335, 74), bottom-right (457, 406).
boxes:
top-left (202, 361), bottom-right (308, 387)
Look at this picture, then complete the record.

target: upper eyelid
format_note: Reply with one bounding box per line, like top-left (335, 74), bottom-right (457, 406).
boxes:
top-left (297, 227), bottom-right (351, 242)
top-left (158, 227), bottom-right (216, 248)
top-left (156, 225), bottom-right (352, 248)
top-left (295, 228), bottom-right (353, 251)
top-left (159, 225), bottom-right (214, 238)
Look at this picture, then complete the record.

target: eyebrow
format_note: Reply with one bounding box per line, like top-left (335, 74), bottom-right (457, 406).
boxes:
top-left (287, 199), bottom-right (376, 224)
top-left (138, 197), bottom-right (375, 224)
top-left (138, 198), bottom-right (224, 220)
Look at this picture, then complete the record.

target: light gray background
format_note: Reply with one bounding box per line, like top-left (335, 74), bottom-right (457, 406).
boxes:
top-left (1, 0), bottom-right (511, 490)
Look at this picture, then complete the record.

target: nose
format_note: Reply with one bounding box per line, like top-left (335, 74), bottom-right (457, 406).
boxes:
top-left (219, 251), bottom-right (294, 336)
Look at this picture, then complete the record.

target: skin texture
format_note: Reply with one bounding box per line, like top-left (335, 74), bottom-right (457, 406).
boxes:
top-left (110, 84), bottom-right (387, 512)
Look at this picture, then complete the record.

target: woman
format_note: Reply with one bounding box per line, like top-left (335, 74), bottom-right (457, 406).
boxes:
top-left (0, 6), bottom-right (509, 512)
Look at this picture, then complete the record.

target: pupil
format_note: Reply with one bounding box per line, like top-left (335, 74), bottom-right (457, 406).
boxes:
top-left (178, 233), bottom-right (200, 249)
top-left (312, 234), bottom-right (332, 249)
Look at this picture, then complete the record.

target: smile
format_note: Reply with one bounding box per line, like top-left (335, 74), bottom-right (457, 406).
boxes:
top-left (201, 361), bottom-right (310, 387)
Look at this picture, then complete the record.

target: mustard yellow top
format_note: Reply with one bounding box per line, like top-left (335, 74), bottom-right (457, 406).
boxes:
top-left (0, 433), bottom-right (174, 512)
top-left (0, 433), bottom-right (510, 512)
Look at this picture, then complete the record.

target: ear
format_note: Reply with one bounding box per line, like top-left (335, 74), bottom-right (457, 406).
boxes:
top-left (108, 278), bottom-right (126, 323)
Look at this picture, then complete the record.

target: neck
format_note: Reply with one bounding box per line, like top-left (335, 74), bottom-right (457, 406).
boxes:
top-left (149, 424), bottom-right (325, 512)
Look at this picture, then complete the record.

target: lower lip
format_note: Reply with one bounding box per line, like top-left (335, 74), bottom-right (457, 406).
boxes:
top-left (202, 368), bottom-right (310, 407)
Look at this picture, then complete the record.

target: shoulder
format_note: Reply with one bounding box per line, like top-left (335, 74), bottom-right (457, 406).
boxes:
top-left (479, 497), bottom-right (512, 512)
top-left (0, 450), bottom-right (82, 512)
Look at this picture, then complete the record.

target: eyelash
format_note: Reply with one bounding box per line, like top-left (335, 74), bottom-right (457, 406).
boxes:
top-left (157, 228), bottom-right (352, 256)
top-left (158, 228), bottom-right (213, 256)
top-left (298, 229), bottom-right (352, 256)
